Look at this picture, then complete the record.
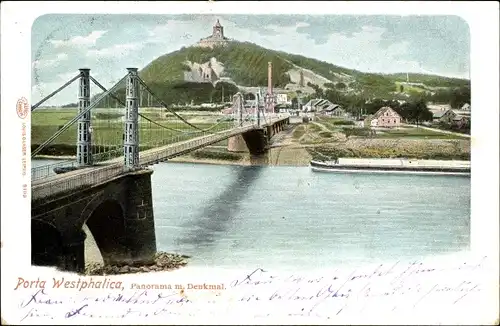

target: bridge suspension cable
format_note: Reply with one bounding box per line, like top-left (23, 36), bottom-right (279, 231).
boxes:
top-left (31, 73), bottom-right (82, 111)
top-left (31, 73), bottom-right (129, 158)
top-left (89, 76), bottom-right (203, 134)
top-left (136, 76), bottom-right (217, 132)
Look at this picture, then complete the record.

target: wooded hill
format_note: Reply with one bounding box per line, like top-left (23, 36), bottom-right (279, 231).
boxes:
top-left (91, 40), bottom-right (470, 106)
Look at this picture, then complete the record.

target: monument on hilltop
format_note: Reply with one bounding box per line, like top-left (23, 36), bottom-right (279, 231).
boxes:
top-left (196, 19), bottom-right (231, 49)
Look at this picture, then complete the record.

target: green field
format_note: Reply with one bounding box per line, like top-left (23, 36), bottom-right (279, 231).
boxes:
top-left (31, 109), bottom-right (233, 156)
top-left (395, 81), bottom-right (427, 94)
top-left (306, 146), bottom-right (470, 161)
top-left (316, 117), bottom-right (355, 132)
top-left (373, 127), bottom-right (466, 140)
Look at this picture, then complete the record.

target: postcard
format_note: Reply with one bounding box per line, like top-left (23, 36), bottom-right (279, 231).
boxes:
top-left (1, 1), bottom-right (499, 325)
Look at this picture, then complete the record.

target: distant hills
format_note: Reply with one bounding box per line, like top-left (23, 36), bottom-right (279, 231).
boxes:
top-left (90, 40), bottom-right (470, 106)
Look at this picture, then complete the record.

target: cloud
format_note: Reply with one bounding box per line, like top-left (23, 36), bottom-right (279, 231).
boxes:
top-left (146, 20), bottom-right (205, 45)
top-left (31, 80), bottom-right (77, 106)
top-left (244, 23), bottom-right (464, 77)
top-left (32, 52), bottom-right (69, 69)
top-left (31, 15), bottom-right (470, 106)
top-left (57, 71), bottom-right (80, 82)
top-left (86, 42), bottom-right (144, 58)
top-left (50, 30), bottom-right (108, 48)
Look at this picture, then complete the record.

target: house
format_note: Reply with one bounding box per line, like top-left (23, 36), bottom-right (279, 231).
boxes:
top-left (275, 103), bottom-right (292, 113)
top-left (430, 108), bottom-right (452, 122)
top-left (452, 115), bottom-right (469, 129)
top-left (322, 104), bottom-right (347, 117)
top-left (276, 93), bottom-right (289, 105)
top-left (461, 103), bottom-right (471, 111)
top-left (303, 98), bottom-right (333, 112)
top-left (427, 103), bottom-right (452, 111)
top-left (439, 109), bottom-right (458, 124)
top-left (364, 106), bottom-right (402, 128)
top-left (452, 109), bottom-right (471, 118)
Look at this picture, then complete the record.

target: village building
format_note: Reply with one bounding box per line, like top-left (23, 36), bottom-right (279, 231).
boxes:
top-left (427, 103), bottom-right (452, 111)
top-left (364, 106), bottom-right (402, 128)
top-left (452, 115), bottom-right (469, 129)
top-left (303, 98), bottom-right (333, 112)
top-left (430, 108), bottom-right (452, 123)
top-left (323, 104), bottom-right (347, 117)
top-left (427, 106), bottom-right (470, 128)
top-left (452, 109), bottom-right (471, 118)
top-left (438, 109), bottom-right (458, 124)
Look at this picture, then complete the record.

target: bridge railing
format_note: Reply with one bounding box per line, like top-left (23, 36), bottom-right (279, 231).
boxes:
top-left (32, 163), bottom-right (126, 200)
top-left (32, 117), bottom-right (288, 200)
top-left (31, 146), bottom-right (124, 182)
top-left (31, 160), bottom-right (78, 181)
top-left (138, 124), bottom-right (255, 166)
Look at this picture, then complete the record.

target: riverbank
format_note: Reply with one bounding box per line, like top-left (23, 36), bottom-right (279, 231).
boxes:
top-left (85, 252), bottom-right (190, 275)
top-left (34, 141), bottom-right (470, 168)
top-left (33, 123), bottom-right (471, 167)
top-left (168, 155), bottom-right (251, 166)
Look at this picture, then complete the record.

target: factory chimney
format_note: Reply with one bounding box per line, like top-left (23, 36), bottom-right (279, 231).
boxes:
top-left (268, 62), bottom-right (273, 95)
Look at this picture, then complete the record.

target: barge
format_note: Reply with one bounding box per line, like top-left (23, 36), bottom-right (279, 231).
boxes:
top-left (310, 158), bottom-right (471, 176)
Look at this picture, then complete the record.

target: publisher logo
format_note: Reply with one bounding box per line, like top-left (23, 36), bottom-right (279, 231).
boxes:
top-left (16, 97), bottom-right (29, 120)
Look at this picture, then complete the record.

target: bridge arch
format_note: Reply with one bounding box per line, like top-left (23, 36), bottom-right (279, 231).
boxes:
top-left (31, 219), bottom-right (64, 267)
top-left (84, 199), bottom-right (129, 265)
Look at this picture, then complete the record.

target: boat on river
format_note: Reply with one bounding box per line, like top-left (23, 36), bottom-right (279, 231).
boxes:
top-left (310, 158), bottom-right (471, 176)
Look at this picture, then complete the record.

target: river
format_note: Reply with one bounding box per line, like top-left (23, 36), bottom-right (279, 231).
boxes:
top-left (32, 159), bottom-right (470, 269)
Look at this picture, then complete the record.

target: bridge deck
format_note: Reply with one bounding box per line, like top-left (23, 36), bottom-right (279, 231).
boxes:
top-left (32, 118), bottom-right (287, 200)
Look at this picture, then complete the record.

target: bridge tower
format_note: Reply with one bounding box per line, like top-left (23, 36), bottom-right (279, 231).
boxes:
top-left (227, 92), bottom-right (248, 152)
top-left (76, 68), bottom-right (92, 166)
top-left (233, 92), bottom-right (244, 127)
top-left (124, 68), bottom-right (140, 169)
top-left (254, 91), bottom-right (262, 127)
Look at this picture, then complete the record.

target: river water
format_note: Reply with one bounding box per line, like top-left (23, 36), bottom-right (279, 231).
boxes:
top-left (32, 159), bottom-right (471, 269)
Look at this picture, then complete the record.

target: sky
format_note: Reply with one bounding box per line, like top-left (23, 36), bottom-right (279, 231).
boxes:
top-left (31, 14), bottom-right (470, 106)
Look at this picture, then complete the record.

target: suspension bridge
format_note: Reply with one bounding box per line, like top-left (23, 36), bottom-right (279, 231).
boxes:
top-left (31, 67), bottom-right (289, 273)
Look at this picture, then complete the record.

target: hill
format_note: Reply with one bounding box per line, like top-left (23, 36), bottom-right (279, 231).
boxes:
top-left (94, 41), bottom-right (470, 106)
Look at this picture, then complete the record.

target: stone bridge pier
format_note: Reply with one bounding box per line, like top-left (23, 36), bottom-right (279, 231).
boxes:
top-left (31, 169), bottom-right (157, 273)
top-left (227, 118), bottom-right (290, 154)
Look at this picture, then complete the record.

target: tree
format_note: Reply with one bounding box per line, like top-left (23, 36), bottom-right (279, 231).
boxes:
top-left (325, 89), bottom-right (343, 104)
top-left (335, 82), bottom-right (346, 90)
top-left (399, 84), bottom-right (404, 93)
top-left (406, 99), bottom-right (432, 126)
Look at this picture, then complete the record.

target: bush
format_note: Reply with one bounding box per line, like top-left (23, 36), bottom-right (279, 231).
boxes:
top-left (318, 131), bottom-right (332, 138)
top-left (332, 120), bottom-right (355, 126)
top-left (191, 150), bottom-right (241, 161)
top-left (342, 127), bottom-right (371, 138)
top-left (307, 146), bottom-right (470, 161)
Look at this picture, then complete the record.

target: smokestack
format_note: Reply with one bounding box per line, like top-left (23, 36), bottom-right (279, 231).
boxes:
top-left (268, 62), bottom-right (273, 94)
